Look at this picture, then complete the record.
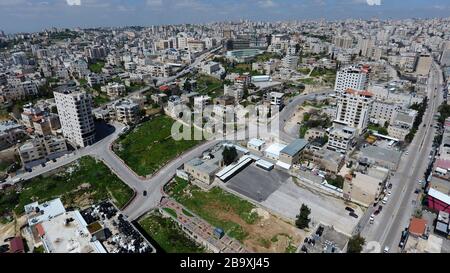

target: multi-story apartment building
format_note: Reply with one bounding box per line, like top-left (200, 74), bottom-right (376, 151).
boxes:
top-left (334, 65), bottom-right (371, 94)
top-left (264, 92), bottom-right (285, 107)
top-left (333, 35), bottom-right (353, 49)
top-left (282, 55), bottom-right (299, 70)
top-left (87, 73), bottom-right (104, 87)
top-left (19, 136), bottom-right (68, 167)
top-left (194, 95), bottom-right (211, 113)
top-left (440, 41), bottom-right (450, 67)
top-left (201, 62), bottom-right (221, 75)
top-left (111, 99), bottom-right (140, 125)
top-left (85, 45), bottom-right (107, 60)
top-left (416, 54), bottom-right (432, 76)
top-left (0, 121), bottom-right (26, 150)
top-left (224, 84), bottom-right (244, 101)
top-left (101, 82), bottom-right (126, 99)
top-left (54, 90), bottom-right (96, 148)
top-left (387, 110), bottom-right (417, 141)
top-left (336, 89), bottom-right (374, 133)
top-left (370, 101), bottom-right (401, 126)
top-left (327, 125), bottom-right (357, 153)
top-left (21, 81), bottom-right (39, 96)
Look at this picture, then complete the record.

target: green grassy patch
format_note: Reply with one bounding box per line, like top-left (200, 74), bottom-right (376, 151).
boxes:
top-left (0, 156), bottom-right (133, 217)
top-left (255, 52), bottom-right (282, 62)
top-left (258, 238), bottom-right (271, 249)
top-left (299, 126), bottom-right (309, 138)
top-left (367, 123), bottom-right (389, 135)
top-left (163, 207), bottom-right (178, 218)
top-left (285, 242), bottom-right (297, 253)
top-left (298, 68), bottom-right (311, 74)
top-left (78, 78), bottom-right (88, 86)
top-left (195, 75), bottom-right (224, 98)
top-left (93, 94), bottom-right (110, 107)
top-left (139, 211), bottom-right (205, 253)
top-left (126, 83), bottom-right (146, 93)
top-left (182, 208), bottom-right (194, 217)
top-left (115, 115), bottom-right (203, 176)
top-left (89, 61), bottom-right (105, 73)
top-left (0, 160), bottom-right (14, 172)
top-left (167, 178), bottom-right (259, 242)
top-left (310, 67), bottom-right (336, 78)
top-left (297, 78), bottom-right (317, 85)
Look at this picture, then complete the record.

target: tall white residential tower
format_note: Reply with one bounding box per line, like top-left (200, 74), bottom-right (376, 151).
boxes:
top-left (335, 65), bottom-right (371, 94)
top-left (54, 90), bottom-right (96, 148)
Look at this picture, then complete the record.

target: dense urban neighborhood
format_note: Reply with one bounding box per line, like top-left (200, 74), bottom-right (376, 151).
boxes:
top-left (1, 11), bottom-right (450, 255)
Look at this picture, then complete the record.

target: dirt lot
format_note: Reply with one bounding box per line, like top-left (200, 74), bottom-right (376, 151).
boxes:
top-left (214, 207), bottom-right (305, 253)
top-left (284, 105), bottom-right (316, 136)
top-left (168, 179), bottom-right (306, 253)
top-left (0, 215), bottom-right (27, 243)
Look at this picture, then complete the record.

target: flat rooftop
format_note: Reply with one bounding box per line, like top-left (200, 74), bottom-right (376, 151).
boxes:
top-left (41, 211), bottom-right (106, 253)
top-left (25, 198), bottom-right (66, 227)
top-left (281, 139), bottom-right (309, 156)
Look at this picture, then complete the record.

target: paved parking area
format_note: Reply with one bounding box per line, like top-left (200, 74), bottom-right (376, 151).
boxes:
top-left (262, 179), bottom-right (361, 236)
top-left (225, 164), bottom-right (360, 236)
top-left (226, 165), bottom-right (290, 202)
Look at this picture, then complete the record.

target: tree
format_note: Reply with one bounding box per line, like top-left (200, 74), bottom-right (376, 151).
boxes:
top-left (183, 80), bottom-right (192, 92)
top-left (347, 234), bottom-right (366, 253)
top-left (295, 204), bottom-right (311, 229)
top-left (242, 85), bottom-right (249, 100)
top-left (222, 146), bottom-right (238, 166)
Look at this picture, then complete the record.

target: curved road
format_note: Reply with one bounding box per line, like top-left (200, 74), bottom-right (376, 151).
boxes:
top-left (5, 82), bottom-right (332, 223)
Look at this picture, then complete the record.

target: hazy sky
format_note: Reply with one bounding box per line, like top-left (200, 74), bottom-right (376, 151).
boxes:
top-left (0, 0), bottom-right (449, 33)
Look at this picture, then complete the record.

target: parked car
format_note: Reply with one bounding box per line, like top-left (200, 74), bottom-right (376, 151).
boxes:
top-left (382, 196), bottom-right (388, 204)
top-left (143, 190), bottom-right (147, 196)
top-left (349, 212), bottom-right (358, 219)
top-left (388, 183), bottom-right (393, 189)
top-left (345, 207), bottom-right (355, 213)
top-left (415, 189), bottom-right (420, 194)
top-left (383, 246), bottom-right (390, 253)
top-left (399, 229), bottom-right (409, 248)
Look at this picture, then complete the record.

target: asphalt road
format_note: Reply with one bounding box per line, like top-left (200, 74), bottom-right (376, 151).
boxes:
top-left (4, 50), bottom-right (332, 223)
top-left (361, 61), bottom-right (444, 253)
top-left (124, 89), bottom-right (333, 221)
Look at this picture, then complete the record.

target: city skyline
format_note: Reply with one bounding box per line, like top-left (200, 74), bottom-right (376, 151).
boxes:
top-left (1, 0), bottom-right (450, 33)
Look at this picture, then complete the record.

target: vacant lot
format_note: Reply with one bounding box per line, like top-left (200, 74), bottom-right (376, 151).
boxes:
top-left (88, 61), bottom-right (105, 73)
top-left (195, 75), bottom-right (224, 98)
top-left (114, 115), bottom-right (202, 176)
top-left (139, 211), bottom-right (204, 253)
top-left (167, 178), bottom-right (304, 253)
top-left (0, 156), bottom-right (133, 220)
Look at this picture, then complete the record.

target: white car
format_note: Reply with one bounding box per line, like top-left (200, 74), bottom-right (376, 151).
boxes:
top-left (387, 190), bottom-right (392, 196)
top-left (383, 246), bottom-right (390, 253)
top-left (382, 196), bottom-right (388, 204)
top-left (405, 151), bottom-right (409, 155)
